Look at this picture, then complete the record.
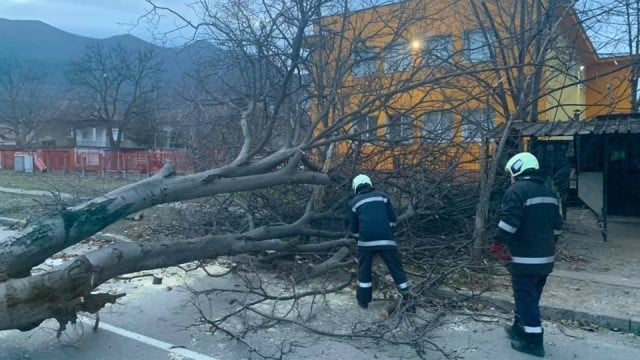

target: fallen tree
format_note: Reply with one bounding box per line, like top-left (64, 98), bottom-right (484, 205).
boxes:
top-left (0, 0), bottom-right (505, 348)
top-left (0, 152), bottom-right (329, 281)
top-left (0, 225), bottom-right (353, 332)
top-left (0, 155), bottom-right (337, 331)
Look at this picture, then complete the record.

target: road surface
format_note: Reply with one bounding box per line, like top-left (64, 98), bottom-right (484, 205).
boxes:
top-left (2, 265), bottom-right (640, 360)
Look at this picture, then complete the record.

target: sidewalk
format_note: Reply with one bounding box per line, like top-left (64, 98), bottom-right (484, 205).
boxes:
top-left (478, 207), bottom-right (640, 334)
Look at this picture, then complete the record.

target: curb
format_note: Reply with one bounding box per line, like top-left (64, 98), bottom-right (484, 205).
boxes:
top-left (0, 216), bottom-right (24, 226)
top-left (0, 186), bottom-right (74, 199)
top-left (464, 291), bottom-right (640, 334)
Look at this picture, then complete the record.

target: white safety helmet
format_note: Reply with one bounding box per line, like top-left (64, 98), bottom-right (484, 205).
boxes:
top-left (505, 152), bottom-right (539, 177)
top-left (352, 174), bottom-right (373, 193)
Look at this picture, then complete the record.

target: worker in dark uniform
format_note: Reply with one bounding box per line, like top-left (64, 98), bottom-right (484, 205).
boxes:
top-left (492, 152), bottom-right (563, 357)
top-left (348, 174), bottom-right (412, 310)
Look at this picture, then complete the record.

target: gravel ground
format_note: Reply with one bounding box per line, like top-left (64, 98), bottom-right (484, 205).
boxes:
top-left (0, 169), bottom-right (135, 193)
top-left (0, 169), bottom-right (137, 219)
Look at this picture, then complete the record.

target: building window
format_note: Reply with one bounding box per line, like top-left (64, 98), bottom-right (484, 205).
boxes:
top-left (423, 35), bottom-right (453, 66)
top-left (354, 114), bottom-right (378, 143)
top-left (352, 45), bottom-right (377, 77)
top-left (383, 41), bottom-right (412, 73)
top-left (42, 140), bottom-right (56, 148)
top-left (461, 108), bottom-right (496, 142)
top-left (421, 111), bottom-right (454, 142)
top-left (577, 65), bottom-right (585, 90)
top-left (385, 113), bottom-right (414, 143)
top-left (464, 29), bottom-right (494, 62)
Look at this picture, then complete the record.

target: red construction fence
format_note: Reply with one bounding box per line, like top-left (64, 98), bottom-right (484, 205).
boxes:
top-left (0, 148), bottom-right (197, 175)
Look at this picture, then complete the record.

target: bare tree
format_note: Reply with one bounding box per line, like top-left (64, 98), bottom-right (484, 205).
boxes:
top-left (434, 0), bottom-right (578, 261)
top-left (465, 0), bottom-right (640, 261)
top-left (0, 57), bottom-right (53, 147)
top-left (66, 44), bottom-right (164, 150)
top-left (579, 0), bottom-right (640, 112)
top-left (0, 0), bottom-right (342, 334)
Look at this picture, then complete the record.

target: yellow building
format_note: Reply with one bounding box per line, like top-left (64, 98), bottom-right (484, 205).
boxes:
top-left (311, 0), bottom-right (635, 172)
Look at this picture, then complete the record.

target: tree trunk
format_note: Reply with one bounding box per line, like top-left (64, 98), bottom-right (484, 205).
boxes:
top-left (291, 246), bottom-right (352, 283)
top-left (0, 154), bottom-right (334, 332)
top-left (0, 229), bottom-right (351, 331)
top-left (0, 161), bottom-right (329, 281)
top-left (471, 121), bottom-right (517, 262)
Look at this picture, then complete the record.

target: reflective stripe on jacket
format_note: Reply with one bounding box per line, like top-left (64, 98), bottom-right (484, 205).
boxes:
top-left (495, 174), bottom-right (563, 276)
top-left (348, 188), bottom-right (397, 249)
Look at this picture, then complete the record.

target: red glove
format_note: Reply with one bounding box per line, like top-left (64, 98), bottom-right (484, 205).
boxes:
top-left (490, 242), bottom-right (512, 261)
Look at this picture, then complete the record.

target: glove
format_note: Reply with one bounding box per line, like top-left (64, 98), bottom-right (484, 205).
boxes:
top-left (490, 242), bottom-right (512, 261)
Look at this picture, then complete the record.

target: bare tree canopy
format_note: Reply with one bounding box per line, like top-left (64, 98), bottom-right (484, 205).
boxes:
top-left (0, 57), bottom-right (54, 147)
top-left (66, 44), bottom-right (164, 150)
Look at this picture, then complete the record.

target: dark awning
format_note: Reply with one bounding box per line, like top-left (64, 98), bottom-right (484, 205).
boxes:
top-left (501, 113), bottom-right (640, 137)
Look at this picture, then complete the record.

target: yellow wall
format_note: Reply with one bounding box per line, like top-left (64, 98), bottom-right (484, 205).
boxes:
top-left (315, 0), bottom-right (634, 172)
top-left (584, 60), bottom-right (633, 118)
top-left (543, 45), bottom-right (587, 121)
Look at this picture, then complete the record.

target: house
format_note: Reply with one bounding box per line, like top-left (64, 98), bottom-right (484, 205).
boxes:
top-left (310, 0), bottom-right (636, 173)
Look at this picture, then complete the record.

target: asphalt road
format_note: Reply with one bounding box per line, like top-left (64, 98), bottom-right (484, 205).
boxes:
top-left (2, 266), bottom-right (640, 360)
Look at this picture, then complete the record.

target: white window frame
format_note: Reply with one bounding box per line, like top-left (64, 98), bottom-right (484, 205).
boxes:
top-left (461, 108), bottom-right (496, 142)
top-left (421, 111), bottom-right (454, 142)
top-left (577, 65), bottom-right (586, 90)
top-left (464, 29), bottom-right (494, 62)
top-left (383, 41), bottom-right (412, 73)
top-left (385, 113), bottom-right (414, 144)
top-left (352, 45), bottom-right (377, 77)
top-left (354, 114), bottom-right (379, 143)
top-left (423, 35), bottom-right (453, 66)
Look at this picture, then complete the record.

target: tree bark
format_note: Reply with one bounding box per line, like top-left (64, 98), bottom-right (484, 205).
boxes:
top-left (291, 246), bottom-right (353, 283)
top-left (0, 231), bottom-right (352, 331)
top-left (0, 162), bottom-right (329, 281)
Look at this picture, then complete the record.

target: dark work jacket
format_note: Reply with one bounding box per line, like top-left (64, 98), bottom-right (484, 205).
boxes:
top-left (495, 173), bottom-right (564, 276)
top-left (348, 187), bottom-right (398, 249)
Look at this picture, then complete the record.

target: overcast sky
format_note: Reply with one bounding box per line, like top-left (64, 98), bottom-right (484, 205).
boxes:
top-left (0, 0), bottom-right (196, 45)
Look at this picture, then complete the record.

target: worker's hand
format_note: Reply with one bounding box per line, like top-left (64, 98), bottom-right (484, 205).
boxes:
top-left (490, 242), bottom-right (512, 261)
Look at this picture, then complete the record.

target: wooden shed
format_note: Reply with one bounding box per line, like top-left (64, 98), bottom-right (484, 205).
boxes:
top-left (510, 113), bottom-right (640, 239)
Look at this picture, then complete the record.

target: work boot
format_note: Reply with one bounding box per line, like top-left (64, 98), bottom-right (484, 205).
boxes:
top-left (504, 318), bottom-right (525, 340)
top-left (511, 331), bottom-right (545, 357)
top-left (400, 290), bottom-right (416, 313)
top-left (358, 301), bottom-right (369, 309)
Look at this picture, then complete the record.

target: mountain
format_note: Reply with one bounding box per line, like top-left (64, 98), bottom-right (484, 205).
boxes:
top-left (0, 18), bottom-right (220, 86)
top-left (0, 18), bottom-right (155, 61)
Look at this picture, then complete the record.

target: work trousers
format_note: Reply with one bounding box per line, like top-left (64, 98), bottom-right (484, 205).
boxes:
top-left (511, 274), bottom-right (548, 333)
top-left (356, 247), bottom-right (409, 306)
